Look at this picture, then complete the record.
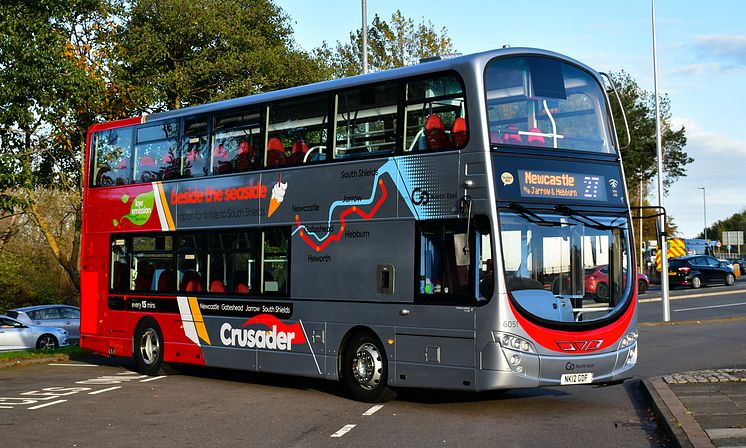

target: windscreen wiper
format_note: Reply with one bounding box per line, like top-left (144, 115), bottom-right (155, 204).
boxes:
top-left (508, 202), bottom-right (562, 227)
top-left (553, 205), bottom-right (627, 230)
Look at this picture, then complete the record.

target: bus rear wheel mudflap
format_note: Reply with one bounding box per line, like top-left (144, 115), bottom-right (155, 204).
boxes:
top-left (342, 331), bottom-right (396, 403)
top-left (134, 317), bottom-right (166, 376)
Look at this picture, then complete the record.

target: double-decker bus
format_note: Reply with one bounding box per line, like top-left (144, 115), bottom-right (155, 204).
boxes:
top-left (80, 47), bottom-right (638, 402)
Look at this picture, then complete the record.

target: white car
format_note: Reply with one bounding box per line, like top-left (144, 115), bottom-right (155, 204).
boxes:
top-left (0, 315), bottom-right (69, 351)
top-left (7, 305), bottom-right (80, 343)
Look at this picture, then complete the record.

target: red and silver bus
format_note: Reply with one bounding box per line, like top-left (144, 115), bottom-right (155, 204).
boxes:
top-left (80, 48), bottom-right (638, 402)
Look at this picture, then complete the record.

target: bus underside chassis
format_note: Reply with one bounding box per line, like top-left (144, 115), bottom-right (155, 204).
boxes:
top-left (341, 331), bottom-right (397, 403)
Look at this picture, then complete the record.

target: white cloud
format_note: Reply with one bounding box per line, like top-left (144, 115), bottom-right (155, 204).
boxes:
top-left (671, 117), bottom-right (746, 155)
top-left (693, 34), bottom-right (746, 65)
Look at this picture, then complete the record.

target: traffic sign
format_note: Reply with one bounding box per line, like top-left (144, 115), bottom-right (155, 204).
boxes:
top-left (723, 231), bottom-right (744, 246)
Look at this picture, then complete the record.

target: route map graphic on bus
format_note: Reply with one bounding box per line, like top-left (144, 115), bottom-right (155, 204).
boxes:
top-left (292, 157), bottom-right (455, 252)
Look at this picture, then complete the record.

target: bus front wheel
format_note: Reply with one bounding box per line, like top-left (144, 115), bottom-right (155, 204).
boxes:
top-left (134, 317), bottom-right (165, 376)
top-left (342, 332), bottom-right (396, 403)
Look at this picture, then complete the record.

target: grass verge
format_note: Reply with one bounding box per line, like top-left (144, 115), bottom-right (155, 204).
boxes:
top-left (0, 346), bottom-right (90, 362)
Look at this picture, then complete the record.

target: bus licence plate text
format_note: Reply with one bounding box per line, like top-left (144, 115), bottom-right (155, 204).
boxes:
top-left (561, 372), bottom-right (594, 385)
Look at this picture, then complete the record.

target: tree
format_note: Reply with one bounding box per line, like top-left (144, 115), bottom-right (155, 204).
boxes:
top-left (609, 71), bottom-right (691, 198)
top-left (0, 0), bottom-right (121, 293)
top-left (115, 0), bottom-right (328, 111)
top-left (699, 210), bottom-right (746, 247)
top-left (317, 10), bottom-right (456, 78)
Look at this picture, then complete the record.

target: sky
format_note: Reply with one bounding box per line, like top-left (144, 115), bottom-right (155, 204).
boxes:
top-left (277, 0), bottom-right (746, 240)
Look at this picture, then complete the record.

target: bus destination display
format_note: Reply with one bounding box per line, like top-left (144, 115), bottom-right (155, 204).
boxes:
top-left (518, 169), bottom-right (607, 201)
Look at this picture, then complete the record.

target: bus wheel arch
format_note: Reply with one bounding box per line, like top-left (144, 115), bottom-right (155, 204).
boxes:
top-left (339, 327), bottom-right (396, 403)
top-left (133, 316), bottom-right (165, 376)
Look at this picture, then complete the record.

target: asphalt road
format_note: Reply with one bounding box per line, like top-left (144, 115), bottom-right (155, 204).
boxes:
top-left (639, 275), bottom-right (746, 322)
top-left (2, 282), bottom-right (746, 447)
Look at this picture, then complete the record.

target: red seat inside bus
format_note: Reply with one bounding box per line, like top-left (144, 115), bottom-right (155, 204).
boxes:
top-left (209, 279), bottom-right (226, 293)
top-left (157, 269), bottom-right (173, 292)
top-left (452, 117), bottom-right (467, 147)
top-left (290, 140), bottom-right (308, 164)
top-left (179, 271), bottom-right (202, 292)
top-left (266, 138), bottom-right (286, 167)
top-left (237, 140), bottom-right (257, 170)
top-left (424, 114), bottom-right (450, 150)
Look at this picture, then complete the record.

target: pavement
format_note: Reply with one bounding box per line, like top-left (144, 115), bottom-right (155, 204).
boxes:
top-left (644, 369), bottom-right (746, 448)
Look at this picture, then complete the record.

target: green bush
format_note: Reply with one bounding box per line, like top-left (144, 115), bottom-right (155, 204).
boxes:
top-left (0, 251), bottom-right (66, 311)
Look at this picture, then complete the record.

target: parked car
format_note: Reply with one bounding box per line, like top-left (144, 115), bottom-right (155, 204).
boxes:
top-left (6, 305), bottom-right (80, 343)
top-left (726, 258), bottom-right (746, 276)
top-left (585, 265), bottom-right (650, 302)
top-left (668, 255), bottom-right (736, 289)
top-left (0, 315), bottom-right (69, 351)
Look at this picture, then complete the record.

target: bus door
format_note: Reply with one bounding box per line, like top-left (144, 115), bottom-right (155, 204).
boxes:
top-left (394, 219), bottom-right (490, 388)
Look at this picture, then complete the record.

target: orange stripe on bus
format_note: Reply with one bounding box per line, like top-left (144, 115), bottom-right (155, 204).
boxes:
top-left (188, 297), bottom-right (211, 346)
top-left (157, 182), bottom-right (175, 231)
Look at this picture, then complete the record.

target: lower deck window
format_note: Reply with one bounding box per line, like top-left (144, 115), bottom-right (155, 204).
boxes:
top-left (110, 228), bottom-right (290, 296)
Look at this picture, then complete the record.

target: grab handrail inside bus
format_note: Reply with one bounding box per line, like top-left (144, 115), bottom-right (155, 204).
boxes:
top-left (599, 72), bottom-right (631, 151)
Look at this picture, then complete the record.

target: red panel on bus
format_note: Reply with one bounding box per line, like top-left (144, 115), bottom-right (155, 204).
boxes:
top-left (85, 184), bottom-right (165, 233)
top-left (509, 295), bottom-right (636, 354)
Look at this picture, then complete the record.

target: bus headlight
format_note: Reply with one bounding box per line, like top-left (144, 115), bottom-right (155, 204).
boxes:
top-left (619, 329), bottom-right (638, 348)
top-left (494, 332), bottom-right (536, 354)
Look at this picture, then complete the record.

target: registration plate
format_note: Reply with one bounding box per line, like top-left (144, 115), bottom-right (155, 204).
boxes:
top-left (561, 372), bottom-right (594, 385)
top-left (668, 271), bottom-right (677, 276)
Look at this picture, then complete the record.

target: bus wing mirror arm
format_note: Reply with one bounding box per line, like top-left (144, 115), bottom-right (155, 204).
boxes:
top-left (600, 72), bottom-right (631, 151)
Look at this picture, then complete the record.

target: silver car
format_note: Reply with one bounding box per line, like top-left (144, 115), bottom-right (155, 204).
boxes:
top-left (7, 305), bottom-right (80, 343)
top-left (0, 315), bottom-right (69, 351)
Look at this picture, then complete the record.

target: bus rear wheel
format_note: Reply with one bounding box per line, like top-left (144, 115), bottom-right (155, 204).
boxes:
top-left (134, 317), bottom-right (165, 376)
top-left (342, 332), bottom-right (396, 403)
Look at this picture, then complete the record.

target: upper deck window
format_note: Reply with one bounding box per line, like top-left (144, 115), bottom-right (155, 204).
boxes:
top-left (267, 94), bottom-right (329, 167)
top-left (134, 121), bottom-right (179, 182)
top-left (335, 81), bottom-right (399, 159)
top-left (92, 128), bottom-right (133, 187)
top-left (485, 56), bottom-right (613, 154)
top-left (404, 74), bottom-right (467, 151)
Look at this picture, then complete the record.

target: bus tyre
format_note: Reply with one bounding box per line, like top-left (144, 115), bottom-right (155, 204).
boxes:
top-left (343, 332), bottom-right (396, 403)
top-left (134, 317), bottom-right (165, 376)
top-left (690, 276), bottom-right (702, 289)
top-left (725, 273), bottom-right (735, 286)
top-left (638, 280), bottom-right (647, 295)
top-left (594, 283), bottom-right (609, 303)
top-left (36, 334), bottom-right (58, 350)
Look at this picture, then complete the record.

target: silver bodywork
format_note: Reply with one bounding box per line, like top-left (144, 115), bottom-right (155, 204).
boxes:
top-left (86, 47), bottom-right (637, 391)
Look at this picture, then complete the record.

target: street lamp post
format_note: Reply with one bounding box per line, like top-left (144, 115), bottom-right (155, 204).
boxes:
top-left (699, 187), bottom-right (707, 241)
top-left (361, 0), bottom-right (368, 74)
top-left (652, 0), bottom-right (670, 322)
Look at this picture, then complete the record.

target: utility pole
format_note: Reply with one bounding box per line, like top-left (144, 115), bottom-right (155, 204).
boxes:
top-left (361, 0), bottom-right (368, 74)
top-left (699, 187), bottom-right (707, 240)
top-left (652, 0), bottom-right (670, 322)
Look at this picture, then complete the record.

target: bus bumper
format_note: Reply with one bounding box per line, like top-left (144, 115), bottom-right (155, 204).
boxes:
top-left (478, 341), bottom-right (637, 390)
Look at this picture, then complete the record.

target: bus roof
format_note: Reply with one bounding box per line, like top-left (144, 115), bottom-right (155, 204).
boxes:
top-left (140, 47), bottom-right (600, 125)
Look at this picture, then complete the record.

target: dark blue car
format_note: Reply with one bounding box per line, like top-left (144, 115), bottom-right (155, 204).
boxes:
top-left (668, 255), bottom-right (736, 289)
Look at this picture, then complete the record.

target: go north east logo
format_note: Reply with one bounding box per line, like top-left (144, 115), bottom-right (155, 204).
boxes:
top-left (113, 191), bottom-right (154, 227)
top-left (220, 314), bottom-right (306, 351)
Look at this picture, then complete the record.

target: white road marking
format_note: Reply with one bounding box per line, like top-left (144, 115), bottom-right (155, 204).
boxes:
top-left (330, 424), bottom-right (356, 438)
top-left (140, 375), bottom-right (167, 383)
top-left (117, 372), bottom-right (141, 375)
top-left (675, 301), bottom-right (746, 312)
top-left (88, 386), bottom-right (122, 395)
top-left (28, 399), bottom-right (67, 410)
top-left (363, 405), bottom-right (383, 416)
top-left (639, 289), bottom-right (745, 303)
top-left (48, 363), bottom-right (98, 367)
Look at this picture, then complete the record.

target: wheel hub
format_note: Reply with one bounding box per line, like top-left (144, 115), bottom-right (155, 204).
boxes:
top-left (139, 328), bottom-right (160, 365)
top-left (352, 343), bottom-right (383, 390)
